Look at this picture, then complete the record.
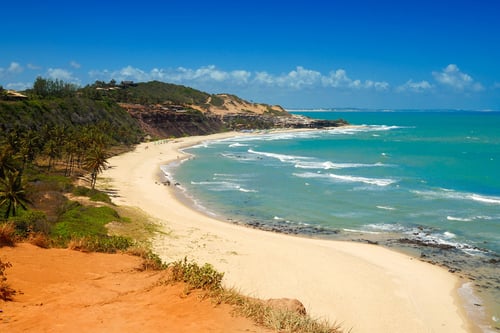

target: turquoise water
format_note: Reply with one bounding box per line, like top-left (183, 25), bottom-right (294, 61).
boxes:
top-left (166, 110), bottom-right (500, 329)
top-left (171, 111), bottom-right (500, 254)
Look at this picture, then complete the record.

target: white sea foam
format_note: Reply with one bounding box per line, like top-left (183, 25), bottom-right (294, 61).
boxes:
top-left (239, 188), bottom-right (258, 193)
top-left (228, 143), bottom-right (250, 148)
top-left (412, 189), bottom-right (500, 205)
top-left (292, 172), bottom-right (396, 187)
top-left (469, 194), bottom-right (500, 204)
top-left (292, 172), bottom-right (324, 179)
top-left (328, 173), bottom-right (396, 186)
top-left (343, 228), bottom-right (381, 234)
top-left (248, 149), bottom-right (312, 163)
top-left (295, 161), bottom-right (387, 170)
top-left (376, 205), bottom-right (396, 210)
top-left (191, 180), bottom-right (257, 193)
top-left (365, 223), bottom-right (406, 232)
top-left (447, 216), bottom-right (473, 222)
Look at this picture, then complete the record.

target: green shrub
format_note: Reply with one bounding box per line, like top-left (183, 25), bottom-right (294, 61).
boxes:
top-left (10, 210), bottom-right (50, 237)
top-left (169, 257), bottom-right (224, 291)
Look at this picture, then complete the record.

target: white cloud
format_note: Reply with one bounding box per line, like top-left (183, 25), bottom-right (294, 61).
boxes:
top-left (432, 64), bottom-right (483, 92)
top-left (90, 65), bottom-right (252, 86)
top-left (8, 62), bottom-right (23, 73)
top-left (0, 62), bottom-right (23, 77)
top-left (397, 80), bottom-right (433, 93)
top-left (88, 65), bottom-right (389, 92)
top-left (6, 82), bottom-right (31, 90)
top-left (70, 61), bottom-right (81, 69)
top-left (47, 68), bottom-right (80, 84)
top-left (322, 69), bottom-right (389, 90)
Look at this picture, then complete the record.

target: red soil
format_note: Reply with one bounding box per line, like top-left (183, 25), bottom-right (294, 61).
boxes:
top-left (0, 243), bottom-right (272, 332)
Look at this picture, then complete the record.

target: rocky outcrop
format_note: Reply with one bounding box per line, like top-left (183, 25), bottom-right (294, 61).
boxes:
top-left (120, 103), bottom-right (348, 139)
top-left (265, 298), bottom-right (307, 315)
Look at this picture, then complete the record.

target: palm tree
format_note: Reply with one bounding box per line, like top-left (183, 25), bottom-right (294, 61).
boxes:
top-left (83, 146), bottom-right (109, 189)
top-left (0, 147), bottom-right (19, 179)
top-left (0, 170), bottom-right (30, 219)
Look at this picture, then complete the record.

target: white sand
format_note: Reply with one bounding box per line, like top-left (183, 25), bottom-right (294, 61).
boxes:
top-left (100, 132), bottom-right (473, 333)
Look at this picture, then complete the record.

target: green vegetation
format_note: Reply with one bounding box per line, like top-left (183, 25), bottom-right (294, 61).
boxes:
top-left (80, 80), bottom-right (212, 105)
top-left (169, 257), bottom-right (224, 292)
top-left (30, 77), bottom-right (78, 99)
top-left (72, 186), bottom-right (113, 203)
top-left (0, 169), bottom-right (30, 218)
top-left (265, 105), bottom-right (290, 116)
top-left (52, 203), bottom-right (120, 239)
top-left (0, 77), bottom-right (143, 253)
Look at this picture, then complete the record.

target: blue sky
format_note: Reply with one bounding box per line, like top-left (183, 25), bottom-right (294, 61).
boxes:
top-left (1, 0), bottom-right (499, 110)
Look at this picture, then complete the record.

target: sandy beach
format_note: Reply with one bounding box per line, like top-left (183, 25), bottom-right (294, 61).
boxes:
top-left (100, 131), bottom-right (474, 333)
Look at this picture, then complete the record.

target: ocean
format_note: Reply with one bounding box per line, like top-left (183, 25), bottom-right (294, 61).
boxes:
top-left (164, 110), bottom-right (500, 331)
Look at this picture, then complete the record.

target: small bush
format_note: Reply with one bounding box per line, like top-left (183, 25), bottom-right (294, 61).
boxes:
top-left (28, 232), bottom-right (50, 248)
top-left (168, 257), bottom-right (223, 291)
top-left (0, 222), bottom-right (16, 247)
top-left (0, 259), bottom-right (16, 301)
top-left (127, 247), bottom-right (167, 271)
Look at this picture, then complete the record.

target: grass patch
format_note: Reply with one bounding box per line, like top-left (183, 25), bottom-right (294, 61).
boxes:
top-left (212, 289), bottom-right (342, 333)
top-left (109, 205), bottom-right (161, 242)
top-left (68, 235), bottom-right (133, 253)
top-left (49, 200), bottom-right (136, 253)
top-left (72, 186), bottom-right (113, 204)
top-left (52, 201), bottom-right (121, 240)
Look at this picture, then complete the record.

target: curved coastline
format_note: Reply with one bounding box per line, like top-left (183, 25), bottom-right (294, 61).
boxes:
top-left (100, 130), bottom-right (474, 333)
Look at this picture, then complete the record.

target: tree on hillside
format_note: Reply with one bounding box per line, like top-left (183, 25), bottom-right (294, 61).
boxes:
top-left (32, 77), bottom-right (78, 98)
top-left (0, 170), bottom-right (30, 219)
top-left (83, 146), bottom-right (109, 189)
top-left (0, 147), bottom-right (20, 180)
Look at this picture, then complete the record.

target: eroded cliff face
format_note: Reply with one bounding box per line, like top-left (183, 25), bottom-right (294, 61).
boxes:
top-left (122, 104), bottom-right (228, 138)
top-left (120, 98), bottom-right (348, 139)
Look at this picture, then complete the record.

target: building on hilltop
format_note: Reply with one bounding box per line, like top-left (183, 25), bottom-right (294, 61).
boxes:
top-left (2, 90), bottom-right (28, 101)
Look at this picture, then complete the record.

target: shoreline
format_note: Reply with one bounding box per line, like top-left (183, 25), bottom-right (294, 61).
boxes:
top-left (100, 130), bottom-right (475, 333)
